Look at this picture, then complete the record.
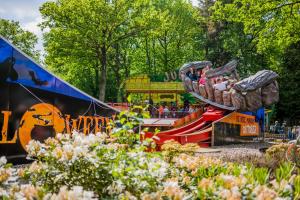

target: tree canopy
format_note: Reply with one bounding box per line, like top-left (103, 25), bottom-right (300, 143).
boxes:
top-left (213, 0), bottom-right (300, 56)
top-left (0, 18), bottom-right (40, 60)
top-left (32, 0), bottom-right (300, 123)
top-left (40, 0), bottom-right (165, 101)
top-left (212, 0), bottom-right (300, 122)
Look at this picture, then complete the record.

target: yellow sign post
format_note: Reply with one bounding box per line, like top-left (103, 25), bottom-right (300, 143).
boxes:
top-left (125, 75), bottom-right (185, 104)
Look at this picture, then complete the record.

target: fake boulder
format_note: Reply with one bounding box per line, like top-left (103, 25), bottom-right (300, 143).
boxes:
top-left (261, 80), bottom-right (279, 106)
top-left (234, 70), bottom-right (278, 92)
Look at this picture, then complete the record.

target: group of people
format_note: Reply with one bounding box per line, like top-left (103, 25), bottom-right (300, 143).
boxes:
top-left (187, 65), bottom-right (236, 92)
top-left (184, 65), bottom-right (239, 107)
top-left (270, 121), bottom-right (300, 140)
top-left (186, 65), bottom-right (210, 84)
top-left (148, 102), bottom-right (200, 118)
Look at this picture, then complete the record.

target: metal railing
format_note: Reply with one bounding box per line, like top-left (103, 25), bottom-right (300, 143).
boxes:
top-left (149, 110), bottom-right (191, 119)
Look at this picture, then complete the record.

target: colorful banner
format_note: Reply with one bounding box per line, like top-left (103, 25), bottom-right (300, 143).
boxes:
top-left (0, 36), bottom-right (118, 160)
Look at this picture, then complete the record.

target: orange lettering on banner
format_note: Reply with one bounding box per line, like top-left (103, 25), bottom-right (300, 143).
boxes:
top-left (105, 117), bottom-right (111, 133)
top-left (94, 117), bottom-right (102, 133)
top-left (82, 116), bottom-right (94, 135)
top-left (0, 111), bottom-right (17, 144)
top-left (66, 115), bottom-right (93, 134)
top-left (65, 115), bottom-right (72, 134)
top-left (0, 103), bottom-right (117, 148)
top-left (71, 119), bottom-right (79, 132)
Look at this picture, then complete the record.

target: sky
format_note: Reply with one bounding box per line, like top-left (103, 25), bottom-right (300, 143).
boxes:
top-left (0, 0), bottom-right (199, 55)
top-left (0, 0), bottom-right (47, 53)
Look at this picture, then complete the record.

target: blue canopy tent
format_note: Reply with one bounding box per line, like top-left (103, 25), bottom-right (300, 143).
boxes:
top-left (0, 36), bottom-right (119, 161)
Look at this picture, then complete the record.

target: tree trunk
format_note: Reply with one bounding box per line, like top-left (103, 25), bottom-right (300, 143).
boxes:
top-left (152, 38), bottom-right (156, 75)
top-left (163, 31), bottom-right (168, 69)
top-left (114, 43), bottom-right (122, 102)
top-left (94, 67), bottom-right (100, 97)
top-left (145, 36), bottom-right (151, 73)
top-left (99, 45), bottom-right (107, 102)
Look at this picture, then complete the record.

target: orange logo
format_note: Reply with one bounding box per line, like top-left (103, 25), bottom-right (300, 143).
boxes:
top-left (17, 103), bottom-right (65, 150)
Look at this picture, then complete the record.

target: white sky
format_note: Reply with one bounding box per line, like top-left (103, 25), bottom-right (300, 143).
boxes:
top-left (0, 0), bottom-right (47, 53)
top-left (0, 0), bottom-right (199, 56)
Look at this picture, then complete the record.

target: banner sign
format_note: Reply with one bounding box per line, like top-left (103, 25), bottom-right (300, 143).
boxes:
top-left (0, 36), bottom-right (118, 160)
top-left (212, 112), bottom-right (259, 145)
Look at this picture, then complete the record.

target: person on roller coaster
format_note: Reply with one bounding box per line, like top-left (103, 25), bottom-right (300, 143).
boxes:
top-left (187, 67), bottom-right (197, 81)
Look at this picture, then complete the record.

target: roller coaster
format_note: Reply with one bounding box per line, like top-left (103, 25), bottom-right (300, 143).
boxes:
top-left (144, 61), bottom-right (279, 147)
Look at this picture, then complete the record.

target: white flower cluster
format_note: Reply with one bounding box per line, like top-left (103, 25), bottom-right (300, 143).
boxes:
top-left (6, 132), bottom-right (299, 199)
top-left (26, 132), bottom-right (109, 164)
top-left (0, 184), bottom-right (97, 200)
top-left (44, 186), bottom-right (97, 200)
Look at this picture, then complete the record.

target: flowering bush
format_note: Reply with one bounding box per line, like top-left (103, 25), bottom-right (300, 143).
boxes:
top-left (12, 133), bottom-right (299, 199)
top-left (266, 143), bottom-right (300, 167)
top-left (23, 132), bottom-right (172, 198)
top-left (1, 130), bottom-right (300, 199)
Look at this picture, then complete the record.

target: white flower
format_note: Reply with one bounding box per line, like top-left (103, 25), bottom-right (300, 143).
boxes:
top-left (26, 140), bottom-right (44, 157)
top-left (56, 133), bottom-right (63, 140)
top-left (44, 185), bottom-right (97, 200)
top-left (163, 181), bottom-right (178, 187)
top-left (0, 187), bottom-right (8, 197)
top-left (106, 180), bottom-right (125, 195)
top-left (72, 186), bottom-right (83, 195)
top-left (0, 156), bottom-right (7, 166)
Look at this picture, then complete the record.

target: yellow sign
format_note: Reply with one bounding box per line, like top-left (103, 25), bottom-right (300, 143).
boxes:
top-left (125, 75), bottom-right (184, 93)
top-left (216, 112), bottom-right (259, 136)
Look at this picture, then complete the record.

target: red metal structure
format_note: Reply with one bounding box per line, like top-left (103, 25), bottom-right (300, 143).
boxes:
top-left (144, 106), bottom-right (227, 148)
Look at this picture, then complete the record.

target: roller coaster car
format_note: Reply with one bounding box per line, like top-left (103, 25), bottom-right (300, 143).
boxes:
top-left (179, 60), bottom-right (279, 112)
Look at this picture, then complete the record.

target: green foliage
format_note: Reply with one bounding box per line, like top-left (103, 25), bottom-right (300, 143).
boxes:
top-left (252, 167), bottom-right (269, 185)
top-left (275, 162), bottom-right (295, 182)
top-left (129, 0), bottom-right (203, 75)
top-left (213, 0), bottom-right (300, 59)
top-left (294, 175), bottom-right (300, 199)
top-left (0, 18), bottom-right (40, 61)
top-left (197, 165), bottom-right (227, 178)
top-left (41, 0), bottom-right (203, 101)
top-left (40, 0), bottom-right (163, 101)
top-left (180, 93), bottom-right (196, 104)
top-left (276, 42), bottom-right (300, 123)
top-left (110, 96), bottom-right (150, 146)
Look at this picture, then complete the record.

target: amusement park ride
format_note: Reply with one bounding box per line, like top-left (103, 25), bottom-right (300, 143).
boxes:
top-left (144, 61), bottom-right (279, 148)
top-left (0, 35), bottom-right (279, 161)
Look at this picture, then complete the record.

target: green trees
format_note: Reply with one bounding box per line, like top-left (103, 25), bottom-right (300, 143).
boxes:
top-left (39, 0), bottom-right (300, 122)
top-left (0, 19), bottom-right (39, 60)
top-left (277, 43), bottom-right (300, 123)
top-left (197, 0), bottom-right (268, 76)
top-left (41, 0), bottom-right (202, 101)
top-left (213, 0), bottom-right (300, 58)
top-left (40, 0), bottom-right (161, 101)
top-left (212, 0), bottom-right (300, 122)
